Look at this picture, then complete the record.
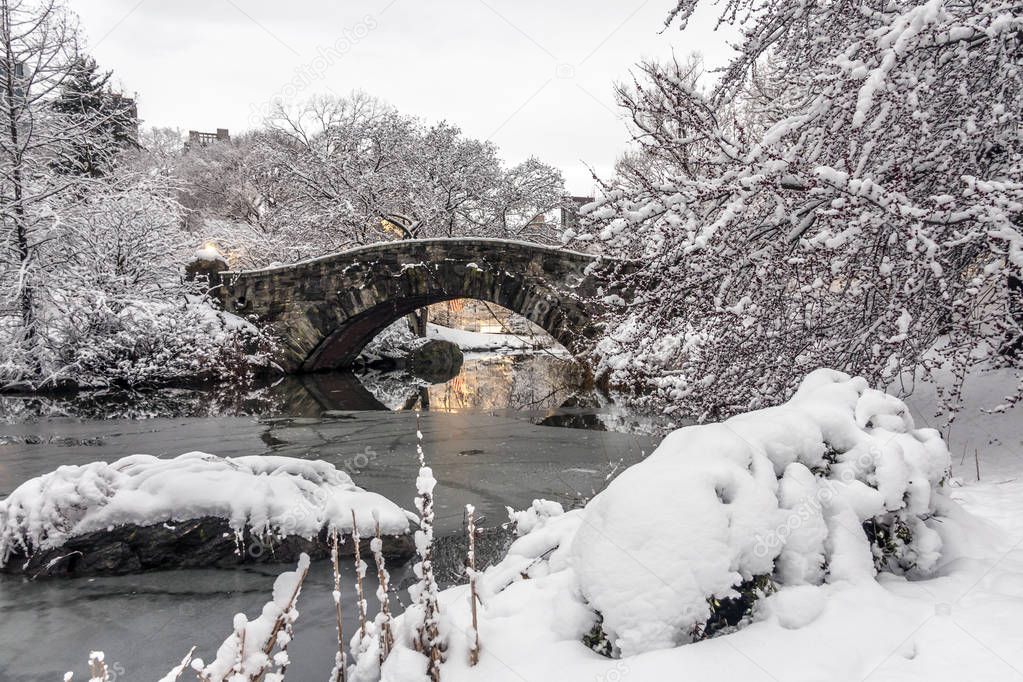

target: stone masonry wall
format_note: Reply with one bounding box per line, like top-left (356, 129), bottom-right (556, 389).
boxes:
top-left (214, 239), bottom-right (617, 372)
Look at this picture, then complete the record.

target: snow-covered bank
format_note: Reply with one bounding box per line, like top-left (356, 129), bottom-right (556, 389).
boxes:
top-left (1, 295), bottom-right (274, 392)
top-left (427, 324), bottom-right (551, 352)
top-left (0, 452), bottom-right (413, 574)
top-left (360, 320), bottom-right (554, 365)
top-left (374, 369), bottom-right (1023, 681)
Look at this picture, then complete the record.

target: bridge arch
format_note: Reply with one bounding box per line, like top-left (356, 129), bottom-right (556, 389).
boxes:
top-left (214, 239), bottom-right (614, 372)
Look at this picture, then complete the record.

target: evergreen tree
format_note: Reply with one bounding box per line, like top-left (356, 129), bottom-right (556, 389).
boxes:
top-left (51, 55), bottom-right (137, 177)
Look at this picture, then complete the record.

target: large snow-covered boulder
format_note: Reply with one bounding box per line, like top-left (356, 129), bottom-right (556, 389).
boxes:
top-left (0, 452), bottom-right (415, 576)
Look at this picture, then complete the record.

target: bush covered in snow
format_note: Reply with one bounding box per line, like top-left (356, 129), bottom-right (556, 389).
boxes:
top-left (42, 295), bottom-right (274, 388)
top-left (571, 369), bottom-right (950, 655)
top-left (0, 166), bottom-right (276, 391)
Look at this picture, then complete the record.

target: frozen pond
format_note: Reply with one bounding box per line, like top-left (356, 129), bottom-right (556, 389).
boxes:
top-left (0, 353), bottom-right (661, 680)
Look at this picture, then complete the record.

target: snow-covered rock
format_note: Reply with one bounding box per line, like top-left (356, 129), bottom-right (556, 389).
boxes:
top-left (0, 452), bottom-right (413, 575)
top-left (359, 318), bottom-right (428, 365)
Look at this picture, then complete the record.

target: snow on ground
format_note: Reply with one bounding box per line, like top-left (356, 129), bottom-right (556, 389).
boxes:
top-left (0, 452), bottom-right (412, 564)
top-left (426, 323), bottom-right (552, 352)
top-left (360, 319), bottom-right (553, 364)
top-left (378, 368), bottom-right (1023, 681)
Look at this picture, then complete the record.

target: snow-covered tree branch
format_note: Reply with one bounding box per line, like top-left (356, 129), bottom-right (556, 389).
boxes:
top-left (578, 0), bottom-right (1023, 420)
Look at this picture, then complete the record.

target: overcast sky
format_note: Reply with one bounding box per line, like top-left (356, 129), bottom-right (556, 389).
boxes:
top-left (72, 0), bottom-right (735, 195)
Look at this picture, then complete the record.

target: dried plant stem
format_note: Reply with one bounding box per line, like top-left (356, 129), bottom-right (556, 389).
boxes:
top-left (260, 559), bottom-right (309, 663)
top-left (230, 626), bottom-right (246, 679)
top-left (88, 652), bottom-right (108, 681)
top-left (466, 504), bottom-right (481, 666)
top-left (164, 646), bottom-right (196, 681)
top-left (372, 519), bottom-right (394, 664)
top-left (351, 510), bottom-right (368, 638)
top-left (414, 412), bottom-right (445, 682)
top-left (330, 527), bottom-right (348, 682)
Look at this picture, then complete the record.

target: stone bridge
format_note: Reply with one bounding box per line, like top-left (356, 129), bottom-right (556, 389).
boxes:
top-left (213, 239), bottom-right (622, 372)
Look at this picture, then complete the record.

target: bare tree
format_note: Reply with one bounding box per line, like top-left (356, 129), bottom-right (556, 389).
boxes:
top-left (190, 92), bottom-right (565, 270)
top-left (0, 0), bottom-right (81, 372)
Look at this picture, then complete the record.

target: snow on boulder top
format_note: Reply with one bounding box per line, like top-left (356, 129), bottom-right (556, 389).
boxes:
top-left (0, 452), bottom-right (412, 565)
top-left (193, 245), bottom-right (228, 263)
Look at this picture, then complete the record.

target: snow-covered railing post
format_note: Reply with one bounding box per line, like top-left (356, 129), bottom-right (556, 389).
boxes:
top-left (184, 244), bottom-right (230, 301)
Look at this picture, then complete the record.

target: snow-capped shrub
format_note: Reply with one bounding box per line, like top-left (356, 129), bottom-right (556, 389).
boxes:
top-left (440, 370), bottom-right (952, 661)
top-left (42, 293), bottom-right (275, 388)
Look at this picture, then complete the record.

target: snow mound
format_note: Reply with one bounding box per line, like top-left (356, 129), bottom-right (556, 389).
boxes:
top-left (574, 368), bottom-right (950, 655)
top-left (0, 452), bottom-right (411, 565)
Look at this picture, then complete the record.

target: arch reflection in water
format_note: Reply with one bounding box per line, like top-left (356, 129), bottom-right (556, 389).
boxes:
top-left (356, 352), bottom-right (587, 413)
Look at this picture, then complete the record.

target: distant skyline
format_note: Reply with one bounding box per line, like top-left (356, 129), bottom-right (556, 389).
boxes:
top-left (73, 0), bottom-right (736, 195)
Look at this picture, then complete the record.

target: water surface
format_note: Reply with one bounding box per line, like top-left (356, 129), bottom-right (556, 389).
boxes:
top-left (0, 353), bottom-right (661, 680)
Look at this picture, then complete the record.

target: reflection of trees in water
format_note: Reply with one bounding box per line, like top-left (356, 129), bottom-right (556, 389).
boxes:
top-left (0, 355), bottom-right (633, 422)
top-left (354, 353), bottom-right (586, 413)
top-left (354, 371), bottom-right (430, 410)
top-left (0, 385), bottom-right (283, 421)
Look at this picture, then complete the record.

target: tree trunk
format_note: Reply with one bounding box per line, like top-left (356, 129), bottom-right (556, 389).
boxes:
top-left (1002, 270), bottom-right (1023, 358)
top-left (405, 307), bottom-right (429, 338)
top-left (2, 0), bottom-right (34, 350)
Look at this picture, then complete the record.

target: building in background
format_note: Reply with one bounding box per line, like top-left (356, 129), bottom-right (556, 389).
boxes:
top-left (429, 299), bottom-right (548, 337)
top-left (561, 195), bottom-right (594, 232)
top-left (186, 128), bottom-right (230, 148)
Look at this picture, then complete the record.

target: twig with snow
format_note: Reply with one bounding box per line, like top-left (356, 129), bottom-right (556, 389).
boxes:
top-left (466, 503), bottom-right (481, 666)
top-left (370, 513), bottom-right (394, 665)
top-left (329, 528), bottom-right (348, 682)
